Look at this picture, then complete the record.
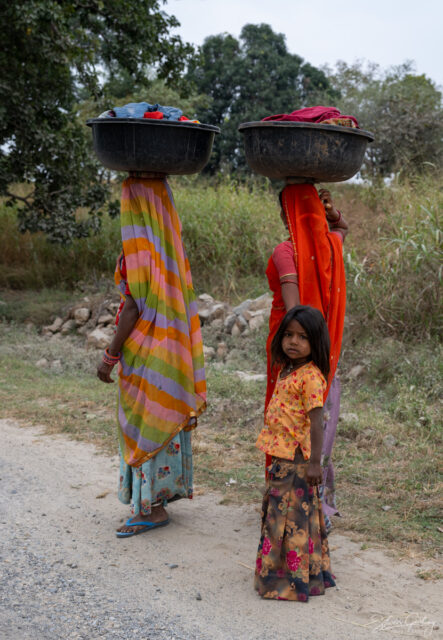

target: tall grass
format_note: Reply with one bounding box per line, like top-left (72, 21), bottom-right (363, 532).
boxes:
top-left (344, 175), bottom-right (442, 338)
top-left (172, 177), bottom-right (282, 298)
top-left (0, 177), bottom-right (284, 299)
top-left (0, 204), bottom-right (121, 289)
top-left (1, 174), bottom-right (441, 336)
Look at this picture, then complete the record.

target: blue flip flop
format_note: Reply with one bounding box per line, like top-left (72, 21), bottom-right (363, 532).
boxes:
top-left (116, 517), bottom-right (170, 538)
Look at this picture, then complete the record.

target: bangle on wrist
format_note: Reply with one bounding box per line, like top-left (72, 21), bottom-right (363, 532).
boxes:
top-left (103, 347), bottom-right (121, 366)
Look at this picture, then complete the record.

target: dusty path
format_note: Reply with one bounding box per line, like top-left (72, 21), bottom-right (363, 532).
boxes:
top-left (0, 419), bottom-right (441, 640)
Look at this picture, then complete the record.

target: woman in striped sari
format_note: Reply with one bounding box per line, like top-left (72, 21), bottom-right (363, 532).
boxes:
top-left (97, 175), bottom-right (206, 538)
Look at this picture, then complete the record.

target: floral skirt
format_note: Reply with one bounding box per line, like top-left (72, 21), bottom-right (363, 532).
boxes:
top-left (118, 430), bottom-right (193, 516)
top-left (254, 452), bottom-right (336, 601)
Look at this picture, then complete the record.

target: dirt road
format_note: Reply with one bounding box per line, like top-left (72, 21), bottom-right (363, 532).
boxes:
top-left (0, 419), bottom-right (441, 640)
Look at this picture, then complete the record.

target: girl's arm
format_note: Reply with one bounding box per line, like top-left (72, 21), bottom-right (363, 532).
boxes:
top-left (97, 294), bottom-right (140, 384)
top-left (306, 406), bottom-right (324, 485)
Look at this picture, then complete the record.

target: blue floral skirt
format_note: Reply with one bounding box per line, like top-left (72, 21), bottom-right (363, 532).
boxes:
top-left (118, 430), bottom-right (193, 516)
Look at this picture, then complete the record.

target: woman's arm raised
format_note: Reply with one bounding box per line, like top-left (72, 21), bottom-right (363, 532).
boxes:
top-left (319, 188), bottom-right (349, 240)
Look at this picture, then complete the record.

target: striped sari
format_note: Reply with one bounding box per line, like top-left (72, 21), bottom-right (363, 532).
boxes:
top-left (115, 176), bottom-right (206, 470)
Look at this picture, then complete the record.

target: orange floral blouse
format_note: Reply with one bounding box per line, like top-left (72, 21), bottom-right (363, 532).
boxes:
top-left (256, 361), bottom-right (326, 461)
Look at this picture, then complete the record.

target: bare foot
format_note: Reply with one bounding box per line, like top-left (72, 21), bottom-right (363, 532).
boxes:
top-left (116, 505), bottom-right (168, 534)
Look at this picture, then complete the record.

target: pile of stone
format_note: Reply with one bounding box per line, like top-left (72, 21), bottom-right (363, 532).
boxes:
top-left (42, 297), bottom-right (121, 349)
top-left (197, 292), bottom-right (271, 336)
top-left (41, 291), bottom-right (272, 350)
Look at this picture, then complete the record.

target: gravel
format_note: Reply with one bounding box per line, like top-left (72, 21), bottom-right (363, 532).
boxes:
top-left (1, 419), bottom-right (441, 640)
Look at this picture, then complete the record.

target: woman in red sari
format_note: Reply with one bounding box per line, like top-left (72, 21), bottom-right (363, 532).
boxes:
top-left (265, 183), bottom-right (348, 529)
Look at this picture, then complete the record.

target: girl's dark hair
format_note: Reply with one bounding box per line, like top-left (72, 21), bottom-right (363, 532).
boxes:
top-left (278, 189), bottom-right (284, 209)
top-left (271, 305), bottom-right (330, 379)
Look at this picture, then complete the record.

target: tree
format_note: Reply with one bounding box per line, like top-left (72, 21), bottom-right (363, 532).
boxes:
top-left (325, 61), bottom-right (443, 179)
top-left (0, 0), bottom-right (195, 242)
top-left (187, 24), bottom-right (337, 174)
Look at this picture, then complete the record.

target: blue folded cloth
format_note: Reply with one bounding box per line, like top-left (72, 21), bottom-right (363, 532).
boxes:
top-left (102, 101), bottom-right (183, 121)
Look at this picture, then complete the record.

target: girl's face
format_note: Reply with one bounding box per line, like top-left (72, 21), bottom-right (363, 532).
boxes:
top-left (282, 319), bottom-right (311, 361)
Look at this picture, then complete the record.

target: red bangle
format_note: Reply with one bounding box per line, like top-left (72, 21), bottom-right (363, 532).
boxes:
top-left (103, 348), bottom-right (121, 366)
top-left (105, 347), bottom-right (121, 360)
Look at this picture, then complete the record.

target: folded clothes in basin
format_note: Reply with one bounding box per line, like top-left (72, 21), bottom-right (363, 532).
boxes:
top-left (99, 101), bottom-right (199, 123)
top-left (262, 106), bottom-right (359, 128)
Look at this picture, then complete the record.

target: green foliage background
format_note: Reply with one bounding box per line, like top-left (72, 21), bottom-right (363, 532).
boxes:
top-left (1, 175), bottom-right (441, 341)
top-left (1, 5), bottom-right (442, 241)
top-left (186, 24), bottom-right (337, 174)
top-left (0, 0), bottom-right (196, 243)
top-left (325, 61), bottom-right (443, 179)
top-left (1, 7), bottom-right (442, 342)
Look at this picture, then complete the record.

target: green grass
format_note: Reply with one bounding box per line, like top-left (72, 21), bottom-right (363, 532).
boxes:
top-left (0, 324), bottom-right (118, 451)
top-left (0, 320), bottom-right (441, 556)
top-left (342, 174), bottom-right (442, 338)
top-left (0, 289), bottom-right (75, 325)
top-left (0, 205), bottom-right (121, 290)
top-left (172, 177), bottom-right (282, 298)
top-left (193, 363), bottom-right (267, 503)
top-left (2, 173), bottom-right (442, 332)
top-left (0, 176), bottom-right (282, 300)
top-left (334, 335), bottom-right (442, 554)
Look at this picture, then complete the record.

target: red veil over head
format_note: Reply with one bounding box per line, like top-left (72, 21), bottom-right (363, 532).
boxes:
top-left (265, 183), bottom-right (346, 409)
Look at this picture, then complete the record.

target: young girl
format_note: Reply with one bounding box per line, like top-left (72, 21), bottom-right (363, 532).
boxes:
top-left (255, 305), bottom-right (336, 601)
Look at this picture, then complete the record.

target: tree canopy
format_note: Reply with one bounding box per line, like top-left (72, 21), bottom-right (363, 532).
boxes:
top-left (187, 24), bottom-right (337, 174)
top-left (2, 7), bottom-right (441, 244)
top-left (326, 61), bottom-right (443, 179)
top-left (0, 0), bottom-right (195, 242)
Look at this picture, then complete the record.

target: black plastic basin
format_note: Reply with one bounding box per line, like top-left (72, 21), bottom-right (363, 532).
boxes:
top-left (238, 121), bottom-right (374, 182)
top-left (86, 118), bottom-right (220, 174)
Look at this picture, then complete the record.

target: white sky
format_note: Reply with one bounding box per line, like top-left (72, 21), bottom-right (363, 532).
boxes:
top-left (166, 0), bottom-right (443, 87)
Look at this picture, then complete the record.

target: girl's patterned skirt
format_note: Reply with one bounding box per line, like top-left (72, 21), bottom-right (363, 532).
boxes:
top-left (255, 451), bottom-right (336, 601)
top-left (118, 430), bottom-right (193, 516)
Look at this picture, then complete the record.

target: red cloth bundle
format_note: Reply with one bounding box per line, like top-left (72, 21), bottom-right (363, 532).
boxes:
top-left (262, 106), bottom-right (358, 127)
top-left (143, 111), bottom-right (164, 119)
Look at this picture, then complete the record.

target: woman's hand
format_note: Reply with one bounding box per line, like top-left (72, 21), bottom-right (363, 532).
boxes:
top-left (319, 188), bottom-right (349, 239)
top-left (318, 188), bottom-right (339, 222)
top-left (96, 294), bottom-right (139, 385)
top-left (306, 460), bottom-right (322, 486)
top-left (97, 361), bottom-right (115, 383)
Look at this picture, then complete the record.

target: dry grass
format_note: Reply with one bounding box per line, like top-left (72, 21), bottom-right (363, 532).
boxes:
top-left (0, 325), bottom-right (118, 452)
top-left (0, 318), bottom-right (441, 558)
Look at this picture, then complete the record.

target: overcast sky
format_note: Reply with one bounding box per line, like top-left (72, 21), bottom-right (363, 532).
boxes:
top-left (166, 0), bottom-right (443, 87)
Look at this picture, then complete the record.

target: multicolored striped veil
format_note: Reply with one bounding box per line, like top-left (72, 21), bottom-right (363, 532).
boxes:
top-left (115, 176), bottom-right (206, 467)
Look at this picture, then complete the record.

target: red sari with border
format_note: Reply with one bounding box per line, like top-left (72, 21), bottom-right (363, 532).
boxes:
top-left (265, 184), bottom-right (346, 468)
